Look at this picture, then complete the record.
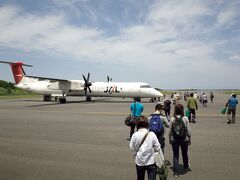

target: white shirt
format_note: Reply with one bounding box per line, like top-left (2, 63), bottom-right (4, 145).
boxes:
top-left (194, 93), bottom-right (198, 99)
top-left (129, 128), bottom-right (160, 166)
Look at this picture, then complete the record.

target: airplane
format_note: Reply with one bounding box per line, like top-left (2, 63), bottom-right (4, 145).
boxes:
top-left (0, 61), bottom-right (163, 103)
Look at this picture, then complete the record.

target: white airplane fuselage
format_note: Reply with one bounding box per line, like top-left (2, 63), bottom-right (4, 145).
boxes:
top-left (16, 78), bottom-right (162, 98)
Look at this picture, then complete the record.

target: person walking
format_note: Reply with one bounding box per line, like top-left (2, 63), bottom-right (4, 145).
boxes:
top-left (148, 103), bottom-right (169, 153)
top-left (130, 116), bottom-right (160, 180)
top-left (169, 104), bottom-right (191, 178)
top-left (210, 92), bottom-right (214, 103)
top-left (193, 92), bottom-right (198, 100)
top-left (129, 97), bottom-right (144, 140)
top-left (187, 92), bottom-right (198, 123)
top-left (202, 93), bottom-right (208, 107)
top-left (163, 97), bottom-right (172, 120)
top-left (226, 93), bottom-right (238, 124)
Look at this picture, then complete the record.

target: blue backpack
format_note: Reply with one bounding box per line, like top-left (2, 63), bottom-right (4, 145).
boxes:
top-left (149, 114), bottom-right (163, 133)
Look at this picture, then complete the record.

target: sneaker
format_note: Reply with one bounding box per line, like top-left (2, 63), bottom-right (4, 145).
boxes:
top-left (174, 173), bottom-right (179, 178)
top-left (227, 120), bottom-right (231, 124)
top-left (184, 166), bottom-right (192, 172)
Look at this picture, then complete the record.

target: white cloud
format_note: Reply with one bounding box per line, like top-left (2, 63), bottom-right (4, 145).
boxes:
top-left (230, 54), bottom-right (240, 61)
top-left (216, 1), bottom-right (240, 26)
top-left (148, 0), bottom-right (210, 25)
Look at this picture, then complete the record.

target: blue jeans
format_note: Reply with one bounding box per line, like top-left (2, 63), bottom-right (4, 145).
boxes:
top-left (136, 164), bottom-right (156, 180)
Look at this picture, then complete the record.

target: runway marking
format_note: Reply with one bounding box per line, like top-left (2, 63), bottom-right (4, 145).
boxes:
top-left (0, 109), bottom-right (239, 117)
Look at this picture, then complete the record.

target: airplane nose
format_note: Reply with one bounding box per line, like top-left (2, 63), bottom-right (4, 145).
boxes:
top-left (158, 91), bottom-right (163, 97)
top-left (152, 89), bottom-right (163, 97)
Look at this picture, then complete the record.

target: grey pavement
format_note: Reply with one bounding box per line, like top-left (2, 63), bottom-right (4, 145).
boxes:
top-left (0, 92), bottom-right (239, 180)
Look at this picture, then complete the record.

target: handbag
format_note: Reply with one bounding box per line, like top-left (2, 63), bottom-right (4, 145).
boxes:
top-left (185, 108), bottom-right (190, 117)
top-left (220, 107), bottom-right (227, 115)
top-left (124, 114), bottom-right (132, 126)
top-left (155, 149), bottom-right (168, 180)
top-left (125, 102), bottom-right (139, 126)
top-left (157, 163), bottom-right (168, 180)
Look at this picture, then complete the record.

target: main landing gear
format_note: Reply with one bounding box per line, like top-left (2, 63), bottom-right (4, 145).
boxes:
top-left (149, 98), bottom-right (157, 103)
top-left (59, 92), bottom-right (67, 104)
top-left (86, 96), bottom-right (91, 102)
top-left (59, 98), bottom-right (66, 104)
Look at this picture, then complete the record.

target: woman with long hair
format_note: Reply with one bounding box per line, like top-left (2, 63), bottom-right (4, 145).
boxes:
top-left (169, 104), bottom-right (191, 177)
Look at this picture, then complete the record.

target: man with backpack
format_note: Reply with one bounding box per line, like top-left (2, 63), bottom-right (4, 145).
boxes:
top-left (148, 103), bottom-right (169, 153)
top-left (169, 104), bottom-right (191, 178)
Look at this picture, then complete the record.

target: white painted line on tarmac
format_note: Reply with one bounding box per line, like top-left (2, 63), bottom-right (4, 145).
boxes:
top-left (0, 109), bottom-right (239, 117)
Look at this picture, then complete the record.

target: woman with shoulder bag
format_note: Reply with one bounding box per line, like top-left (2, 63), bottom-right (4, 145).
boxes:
top-left (130, 116), bottom-right (160, 180)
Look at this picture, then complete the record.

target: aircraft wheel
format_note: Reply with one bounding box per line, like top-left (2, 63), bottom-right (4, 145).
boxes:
top-left (59, 98), bottom-right (66, 104)
top-left (86, 96), bottom-right (91, 102)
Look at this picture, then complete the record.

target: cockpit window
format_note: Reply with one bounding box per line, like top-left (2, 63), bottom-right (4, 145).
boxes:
top-left (140, 85), bottom-right (151, 88)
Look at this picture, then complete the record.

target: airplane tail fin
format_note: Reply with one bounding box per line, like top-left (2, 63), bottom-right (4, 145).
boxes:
top-left (0, 61), bottom-right (32, 84)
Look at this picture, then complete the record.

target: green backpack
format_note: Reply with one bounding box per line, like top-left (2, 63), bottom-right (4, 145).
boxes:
top-left (172, 117), bottom-right (187, 140)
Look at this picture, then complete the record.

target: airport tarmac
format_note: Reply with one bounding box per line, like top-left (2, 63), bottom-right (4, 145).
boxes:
top-left (0, 92), bottom-right (239, 180)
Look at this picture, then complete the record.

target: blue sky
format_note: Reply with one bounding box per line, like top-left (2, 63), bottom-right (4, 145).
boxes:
top-left (0, 0), bottom-right (239, 89)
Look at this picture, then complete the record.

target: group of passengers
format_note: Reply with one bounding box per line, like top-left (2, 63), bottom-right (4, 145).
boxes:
top-left (128, 97), bottom-right (191, 179)
top-left (127, 92), bottom-right (238, 180)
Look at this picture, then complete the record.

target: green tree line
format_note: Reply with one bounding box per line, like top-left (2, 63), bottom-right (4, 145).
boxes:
top-left (0, 80), bottom-right (34, 96)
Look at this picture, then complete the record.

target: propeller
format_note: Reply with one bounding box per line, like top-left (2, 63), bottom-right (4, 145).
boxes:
top-left (107, 75), bottom-right (112, 82)
top-left (82, 73), bottom-right (92, 94)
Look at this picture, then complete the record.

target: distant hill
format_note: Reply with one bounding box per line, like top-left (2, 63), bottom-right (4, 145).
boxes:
top-left (0, 80), bottom-right (34, 96)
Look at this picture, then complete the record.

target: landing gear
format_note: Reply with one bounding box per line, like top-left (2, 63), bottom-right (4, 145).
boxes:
top-left (59, 98), bottom-right (66, 104)
top-left (59, 92), bottom-right (66, 104)
top-left (149, 98), bottom-right (157, 103)
top-left (86, 96), bottom-right (91, 102)
top-left (43, 95), bottom-right (51, 102)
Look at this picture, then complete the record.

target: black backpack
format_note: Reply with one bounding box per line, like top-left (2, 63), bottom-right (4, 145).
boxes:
top-left (172, 116), bottom-right (187, 140)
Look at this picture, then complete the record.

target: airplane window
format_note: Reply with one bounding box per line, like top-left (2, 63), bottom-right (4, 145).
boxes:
top-left (140, 85), bottom-right (151, 88)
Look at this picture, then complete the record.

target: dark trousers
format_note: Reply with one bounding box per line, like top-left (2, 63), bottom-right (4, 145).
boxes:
top-left (172, 141), bottom-right (189, 173)
top-left (227, 107), bottom-right (236, 122)
top-left (136, 164), bottom-right (156, 180)
top-left (155, 131), bottom-right (165, 154)
top-left (189, 108), bottom-right (196, 122)
top-left (130, 123), bottom-right (139, 138)
top-left (130, 124), bottom-right (136, 138)
top-left (164, 108), bottom-right (171, 119)
top-left (210, 97), bottom-right (213, 103)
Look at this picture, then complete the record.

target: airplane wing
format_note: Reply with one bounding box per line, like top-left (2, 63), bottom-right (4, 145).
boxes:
top-left (24, 75), bottom-right (69, 83)
top-left (24, 75), bottom-right (85, 91)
